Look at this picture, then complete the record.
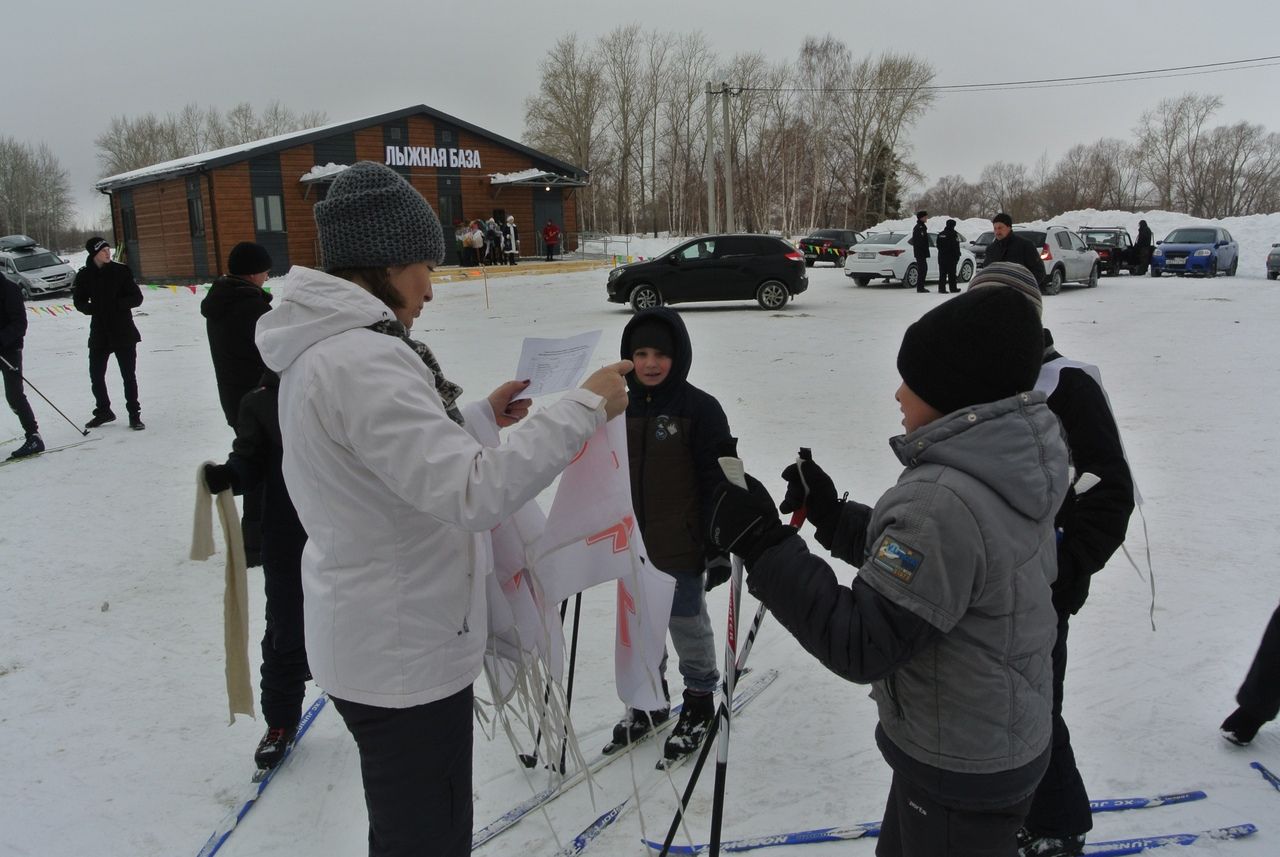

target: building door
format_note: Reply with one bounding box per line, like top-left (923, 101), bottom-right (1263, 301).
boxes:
top-left (249, 154), bottom-right (290, 274)
top-left (119, 190), bottom-right (142, 277)
top-left (532, 190), bottom-right (565, 256)
top-left (186, 177), bottom-right (208, 280)
top-left (438, 176), bottom-right (463, 267)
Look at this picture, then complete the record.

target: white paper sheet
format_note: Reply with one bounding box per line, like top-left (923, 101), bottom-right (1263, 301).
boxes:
top-left (515, 330), bottom-right (604, 397)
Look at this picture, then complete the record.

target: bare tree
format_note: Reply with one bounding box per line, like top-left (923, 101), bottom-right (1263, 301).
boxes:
top-left (915, 174), bottom-right (983, 219)
top-left (1133, 93), bottom-right (1221, 211)
top-left (977, 160), bottom-right (1036, 219)
top-left (0, 137), bottom-right (74, 247)
top-left (598, 24), bottom-right (645, 233)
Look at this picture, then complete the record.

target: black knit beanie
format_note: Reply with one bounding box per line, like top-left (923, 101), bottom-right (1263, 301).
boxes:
top-left (227, 242), bottom-right (273, 276)
top-left (628, 318), bottom-right (676, 357)
top-left (896, 287), bottom-right (1043, 416)
top-left (86, 237), bottom-right (109, 255)
top-left (314, 161), bottom-right (445, 271)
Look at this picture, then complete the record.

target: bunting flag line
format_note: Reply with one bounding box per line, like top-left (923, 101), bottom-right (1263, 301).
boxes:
top-left (26, 303), bottom-right (76, 317)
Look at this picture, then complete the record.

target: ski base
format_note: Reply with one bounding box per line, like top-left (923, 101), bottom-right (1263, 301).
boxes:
top-left (0, 436), bottom-right (98, 467)
top-left (1084, 823), bottom-right (1256, 856)
top-left (1252, 760), bottom-right (1280, 792)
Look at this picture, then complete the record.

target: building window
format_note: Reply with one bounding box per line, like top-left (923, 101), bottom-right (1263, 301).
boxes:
top-left (188, 196), bottom-right (205, 238)
top-left (254, 194), bottom-right (285, 232)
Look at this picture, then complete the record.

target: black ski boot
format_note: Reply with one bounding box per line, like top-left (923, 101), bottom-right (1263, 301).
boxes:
top-left (660, 689), bottom-right (715, 767)
top-left (603, 706), bottom-right (670, 754)
top-left (129, 414), bottom-right (146, 431)
top-left (1221, 707), bottom-right (1264, 746)
top-left (254, 724), bottom-right (298, 774)
top-left (1017, 829), bottom-right (1085, 857)
top-left (85, 411), bottom-right (116, 429)
top-left (8, 433), bottom-right (44, 459)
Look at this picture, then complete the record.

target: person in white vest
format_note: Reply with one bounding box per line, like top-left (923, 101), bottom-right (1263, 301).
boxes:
top-left (255, 161), bottom-right (632, 857)
top-left (969, 262), bottom-right (1136, 857)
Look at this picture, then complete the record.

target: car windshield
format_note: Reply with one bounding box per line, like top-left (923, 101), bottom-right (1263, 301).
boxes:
top-left (13, 252), bottom-right (64, 272)
top-left (1015, 230), bottom-right (1046, 245)
top-left (973, 231), bottom-right (994, 245)
top-left (1164, 229), bottom-right (1217, 244)
top-left (1080, 231), bottom-right (1120, 243)
top-left (859, 233), bottom-right (906, 245)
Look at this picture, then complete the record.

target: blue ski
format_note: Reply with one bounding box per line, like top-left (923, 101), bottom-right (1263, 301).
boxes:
top-left (1084, 823), bottom-right (1256, 855)
top-left (552, 798), bottom-right (630, 856)
top-left (195, 694), bottom-right (329, 857)
top-left (1252, 760), bottom-right (1280, 792)
top-left (643, 791), bottom-right (1209, 854)
top-left (473, 669), bottom-right (778, 850)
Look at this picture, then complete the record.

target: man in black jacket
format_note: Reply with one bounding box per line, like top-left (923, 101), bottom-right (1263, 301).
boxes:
top-left (936, 218), bottom-right (962, 294)
top-left (909, 210), bottom-right (930, 293)
top-left (73, 237), bottom-right (144, 430)
top-left (1, 275), bottom-right (42, 458)
top-left (985, 212), bottom-right (1047, 287)
top-left (202, 241), bottom-right (273, 566)
top-left (969, 264), bottom-right (1136, 857)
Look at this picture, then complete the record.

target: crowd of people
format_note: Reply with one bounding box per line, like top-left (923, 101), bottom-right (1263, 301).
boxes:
top-left (4, 179), bottom-right (1275, 856)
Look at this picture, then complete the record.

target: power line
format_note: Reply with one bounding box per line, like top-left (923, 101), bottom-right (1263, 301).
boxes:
top-left (734, 54), bottom-right (1280, 95)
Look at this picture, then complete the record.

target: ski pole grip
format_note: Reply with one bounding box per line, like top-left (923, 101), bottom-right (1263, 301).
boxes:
top-left (789, 447), bottom-right (813, 527)
top-left (718, 456), bottom-right (747, 490)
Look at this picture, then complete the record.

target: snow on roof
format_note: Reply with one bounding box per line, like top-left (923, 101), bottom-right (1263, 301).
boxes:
top-left (300, 163), bottom-right (350, 182)
top-left (488, 168), bottom-right (552, 185)
top-left (95, 118), bottom-right (352, 189)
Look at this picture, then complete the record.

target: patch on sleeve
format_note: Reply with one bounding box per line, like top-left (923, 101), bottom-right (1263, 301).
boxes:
top-left (872, 535), bottom-right (924, 584)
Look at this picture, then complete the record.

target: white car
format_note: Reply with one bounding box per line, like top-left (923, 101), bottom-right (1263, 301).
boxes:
top-left (843, 231), bottom-right (976, 289)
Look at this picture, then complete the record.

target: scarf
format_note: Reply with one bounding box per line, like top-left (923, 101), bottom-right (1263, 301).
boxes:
top-left (367, 319), bottom-right (466, 426)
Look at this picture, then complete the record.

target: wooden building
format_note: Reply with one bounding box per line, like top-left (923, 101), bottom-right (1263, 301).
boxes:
top-left (94, 104), bottom-right (588, 281)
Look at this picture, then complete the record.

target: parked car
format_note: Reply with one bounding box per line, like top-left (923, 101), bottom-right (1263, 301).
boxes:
top-left (796, 228), bottom-right (864, 268)
top-left (1015, 226), bottom-right (1100, 294)
top-left (843, 231), bottom-right (976, 289)
top-left (1078, 226), bottom-right (1141, 276)
top-left (0, 234), bottom-right (77, 300)
top-left (1150, 226), bottom-right (1239, 278)
top-left (969, 231), bottom-right (994, 267)
top-left (1268, 243), bottom-right (1279, 280)
top-left (605, 234), bottom-right (807, 311)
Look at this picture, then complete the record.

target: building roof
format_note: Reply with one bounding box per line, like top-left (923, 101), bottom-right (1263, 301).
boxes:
top-left (95, 104), bottom-right (588, 192)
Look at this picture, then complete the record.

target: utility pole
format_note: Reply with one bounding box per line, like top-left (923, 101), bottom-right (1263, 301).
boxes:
top-left (720, 81), bottom-right (734, 234)
top-left (705, 82), bottom-right (717, 234)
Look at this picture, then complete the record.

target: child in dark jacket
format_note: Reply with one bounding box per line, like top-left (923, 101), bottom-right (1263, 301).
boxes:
top-left (707, 287), bottom-right (1069, 857)
top-left (612, 307), bottom-right (733, 764)
top-left (202, 371), bottom-right (310, 772)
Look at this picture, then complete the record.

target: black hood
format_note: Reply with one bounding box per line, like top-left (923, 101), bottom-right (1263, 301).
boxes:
top-left (620, 307), bottom-right (692, 396)
top-left (200, 275), bottom-right (272, 320)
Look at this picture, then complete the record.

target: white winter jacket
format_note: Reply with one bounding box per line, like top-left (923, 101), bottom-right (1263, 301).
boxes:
top-left (255, 267), bottom-right (606, 708)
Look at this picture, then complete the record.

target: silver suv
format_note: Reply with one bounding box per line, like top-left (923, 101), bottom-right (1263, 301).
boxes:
top-left (1014, 225), bottom-right (1100, 294)
top-left (0, 235), bottom-right (77, 300)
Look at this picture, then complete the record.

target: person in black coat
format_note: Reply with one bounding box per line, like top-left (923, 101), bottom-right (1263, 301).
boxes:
top-left (1221, 602), bottom-right (1280, 746)
top-left (202, 370), bottom-right (311, 772)
top-left (201, 241), bottom-right (273, 567)
top-left (1, 276), bottom-right (42, 458)
top-left (73, 237), bottom-right (144, 430)
top-left (1133, 220), bottom-right (1154, 272)
top-left (936, 218), bottom-right (962, 294)
top-left (909, 210), bottom-right (930, 293)
top-left (984, 213), bottom-right (1047, 287)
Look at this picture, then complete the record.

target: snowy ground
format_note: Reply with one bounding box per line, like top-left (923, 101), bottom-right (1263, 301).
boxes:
top-left (2, 260), bottom-right (1278, 857)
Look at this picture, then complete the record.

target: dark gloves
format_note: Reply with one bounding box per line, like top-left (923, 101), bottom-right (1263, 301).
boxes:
top-left (779, 455), bottom-right (841, 530)
top-left (704, 551), bottom-right (732, 591)
top-left (708, 474), bottom-right (793, 566)
top-left (1051, 539), bottom-right (1093, 615)
top-left (203, 463), bottom-right (235, 495)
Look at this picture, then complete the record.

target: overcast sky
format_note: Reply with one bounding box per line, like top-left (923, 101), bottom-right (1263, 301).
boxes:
top-left (9, 0), bottom-right (1280, 225)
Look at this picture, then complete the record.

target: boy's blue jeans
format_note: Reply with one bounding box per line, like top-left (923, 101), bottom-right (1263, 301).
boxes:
top-left (659, 570), bottom-right (720, 695)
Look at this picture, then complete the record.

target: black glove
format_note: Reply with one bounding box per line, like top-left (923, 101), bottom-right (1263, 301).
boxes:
top-left (203, 463), bottom-right (235, 495)
top-left (779, 456), bottom-right (841, 528)
top-left (707, 474), bottom-right (792, 565)
top-left (704, 551), bottom-right (732, 591)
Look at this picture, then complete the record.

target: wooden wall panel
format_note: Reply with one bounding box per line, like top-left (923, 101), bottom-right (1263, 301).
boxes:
top-left (280, 144), bottom-right (319, 269)
top-left (210, 164), bottom-right (256, 263)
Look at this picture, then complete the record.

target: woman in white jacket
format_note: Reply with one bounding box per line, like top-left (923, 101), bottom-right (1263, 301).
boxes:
top-left (255, 161), bottom-right (630, 857)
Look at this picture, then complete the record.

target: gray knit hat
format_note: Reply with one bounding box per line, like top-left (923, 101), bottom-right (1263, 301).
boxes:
top-left (314, 161), bottom-right (445, 271)
top-left (966, 262), bottom-right (1043, 318)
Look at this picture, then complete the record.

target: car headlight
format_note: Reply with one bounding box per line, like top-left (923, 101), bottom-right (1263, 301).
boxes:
top-left (608, 268), bottom-right (622, 281)
top-left (1153, 248), bottom-right (1163, 256)
top-left (1194, 248), bottom-right (1212, 256)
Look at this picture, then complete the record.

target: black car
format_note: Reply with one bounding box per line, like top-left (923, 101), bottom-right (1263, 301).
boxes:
top-left (796, 228), bottom-right (864, 268)
top-left (605, 234), bottom-right (808, 312)
top-left (1079, 226), bottom-right (1141, 276)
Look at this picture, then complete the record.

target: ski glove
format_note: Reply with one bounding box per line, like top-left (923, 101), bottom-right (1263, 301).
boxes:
top-left (203, 463), bottom-right (235, 495)
top-left (704, 551), bottom-right (732, 591)
top-left (779, 456), bottom-right (841, 530)
top-left (707, 474), bottom-right (793, 566)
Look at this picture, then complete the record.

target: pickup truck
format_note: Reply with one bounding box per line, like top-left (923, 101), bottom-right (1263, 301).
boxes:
top-left (1078, 226), bottom-right (1144, 276)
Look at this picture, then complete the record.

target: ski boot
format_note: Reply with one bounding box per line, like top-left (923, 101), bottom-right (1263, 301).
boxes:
top-left (253, 724), bottom-right (298, 778)
top-left (658, 689), bottom-right (715, 769)
top-left (602, 706), bottom-right (669, 754)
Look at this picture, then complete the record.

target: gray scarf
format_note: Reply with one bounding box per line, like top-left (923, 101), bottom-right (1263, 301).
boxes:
top-left (367, 319), bottom-right (465, 426)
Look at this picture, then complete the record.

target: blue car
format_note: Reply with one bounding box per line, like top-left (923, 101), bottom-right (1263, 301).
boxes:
top-left (1150, 226), bottom-right (1239, 278)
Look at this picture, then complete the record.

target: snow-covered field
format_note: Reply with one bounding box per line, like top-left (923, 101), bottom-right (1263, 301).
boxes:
top-left (2, 259), bottom-right (1278, 856)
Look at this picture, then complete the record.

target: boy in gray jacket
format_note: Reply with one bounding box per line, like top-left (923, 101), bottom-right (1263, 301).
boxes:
top-left (708, 287), bottom-right (1069, 857)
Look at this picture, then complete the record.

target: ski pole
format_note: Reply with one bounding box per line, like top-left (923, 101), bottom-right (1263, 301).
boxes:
top-left (0, 354), bottom-right (89, 436)
top-left (519, 595), bottom-right (573, 768)
top-left (557, 592), bottom-right (583, 774)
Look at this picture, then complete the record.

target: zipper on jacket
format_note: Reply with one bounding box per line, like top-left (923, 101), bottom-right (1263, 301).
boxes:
top-left (884, 673), bottom-right (905, 720)
top-left (460, 538), bottom-right (474, 635)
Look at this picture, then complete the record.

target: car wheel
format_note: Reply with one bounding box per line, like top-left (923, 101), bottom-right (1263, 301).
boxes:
top-left (1227, 258), bottom-right (1238, 276)
top-left (1086, 264), bottom-right (1099, 288)
top-left (836, 255), bottom-right (847, 269)
top-left (804, 259), bottom-right (814, 268)
top-left (958, 260), bottom-right (974, 283)
top-left (1042, 268), bottom-right (1064, 296)
top-left (1149, 266), bottom-right (1160, 278)
top-left (756, 280), bottom-right (789, 310)
top-left (19, 283), bottom-right (32, 301)
top-left (852, 275), bottom-right (871, 287)
top-left (1207, 260), bottom-right (1218, 279)
top-left (904, 263), bottom-right (919, 289)
top-left (1269, 271), bottom-right (1279, 280)
top-left (629, 284), bottom-right (662, 312)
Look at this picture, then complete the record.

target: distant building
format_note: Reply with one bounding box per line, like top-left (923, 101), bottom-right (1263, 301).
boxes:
top-left (94, 104), bottom-right (588, 280)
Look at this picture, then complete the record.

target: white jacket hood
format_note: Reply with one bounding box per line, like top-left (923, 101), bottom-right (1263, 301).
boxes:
top-left (256, 266), bottom-right (396, 374)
